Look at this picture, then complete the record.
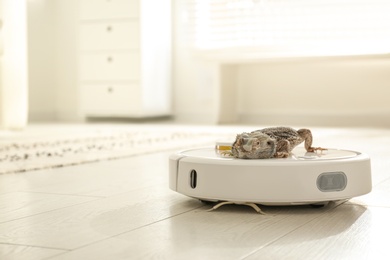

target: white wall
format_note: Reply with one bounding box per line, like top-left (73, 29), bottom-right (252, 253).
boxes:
top-left (27, 0), bottom-right (56, 121)
top-left (28, 0), bottom-right (80, 122)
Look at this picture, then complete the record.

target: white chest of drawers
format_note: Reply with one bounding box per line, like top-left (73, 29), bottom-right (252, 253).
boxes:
top-left (79, 0), bottom-right (171, 118)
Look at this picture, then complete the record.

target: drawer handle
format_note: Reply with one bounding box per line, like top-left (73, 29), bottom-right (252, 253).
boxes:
top-left (107, 56), bottom-right (113, 63)
top-left (107, 87), bottom-right (113, 93)
top-left (106, 25), bottom-right (112, 32)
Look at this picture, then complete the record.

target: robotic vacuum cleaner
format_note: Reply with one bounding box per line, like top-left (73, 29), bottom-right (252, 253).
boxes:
top-left (169, 146), bottom-right (371, 206)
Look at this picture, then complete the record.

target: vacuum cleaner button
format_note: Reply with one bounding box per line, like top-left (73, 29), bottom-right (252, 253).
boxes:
top-left (190, 170), bottom-right (197, 189)
top-left (317, 172), bottom-right (347, 192)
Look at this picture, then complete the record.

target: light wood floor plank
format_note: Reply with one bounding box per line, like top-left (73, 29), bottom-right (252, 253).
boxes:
top-left (244, 205), bottom-right (390, 260)
top-left (0, 185), bottom-right (203, 250)
top-left (0, 243), bottom-right (66, 260)
top-left (48, 203), bottom-right (342, 260)
top-left (0, 192), bottom-right (99, 224)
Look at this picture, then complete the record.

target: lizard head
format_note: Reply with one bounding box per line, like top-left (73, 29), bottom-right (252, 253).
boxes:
top-left (231, 132), bottom-right (276, 159)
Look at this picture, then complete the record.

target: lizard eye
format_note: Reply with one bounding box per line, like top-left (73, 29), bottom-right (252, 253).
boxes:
top-left (267, 141), bottom-right (272, 146)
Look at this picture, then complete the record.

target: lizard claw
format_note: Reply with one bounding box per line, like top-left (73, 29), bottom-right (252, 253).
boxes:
top-left (220, 151), bottom-right (234, 157)
top-left (275, 152), bottom-right (289, 158)
top-left (308, 147), bottom-right (328, 154)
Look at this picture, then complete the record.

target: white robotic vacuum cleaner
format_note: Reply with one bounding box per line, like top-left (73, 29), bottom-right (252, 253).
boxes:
top-left (169, 145), bottom-right (372, 206)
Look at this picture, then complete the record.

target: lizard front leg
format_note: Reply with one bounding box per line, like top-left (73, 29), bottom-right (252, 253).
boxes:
top-left (274, 139), bottom-right (290, 158)
top-left (297, 129), bottom-right (327, 153)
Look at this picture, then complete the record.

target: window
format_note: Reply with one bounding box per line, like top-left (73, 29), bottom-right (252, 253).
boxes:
top-left (184, 0), bottom-right (390, 57)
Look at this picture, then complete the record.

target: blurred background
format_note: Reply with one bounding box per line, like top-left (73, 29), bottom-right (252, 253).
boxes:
top-left (1, 0), bottom-right (390, 129)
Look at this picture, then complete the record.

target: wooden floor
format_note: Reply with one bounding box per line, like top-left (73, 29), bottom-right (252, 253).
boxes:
top-left (1, 125), bottom-right (390, 260)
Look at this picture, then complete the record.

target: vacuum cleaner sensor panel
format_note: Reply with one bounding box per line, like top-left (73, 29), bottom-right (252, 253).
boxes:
top-left (169, 147), bottom-right (372, 205)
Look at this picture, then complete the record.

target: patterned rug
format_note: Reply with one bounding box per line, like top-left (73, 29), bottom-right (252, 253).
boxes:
top-left (0, 126), bottom-right (235, 174)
